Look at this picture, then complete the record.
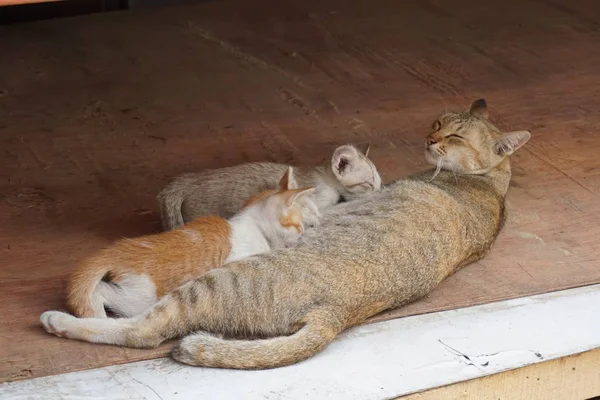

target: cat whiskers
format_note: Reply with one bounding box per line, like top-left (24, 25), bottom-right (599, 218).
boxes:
top-left (428, 158), bottom-right (444, 182)
top-left (449, 162), bottom-right (459, 185)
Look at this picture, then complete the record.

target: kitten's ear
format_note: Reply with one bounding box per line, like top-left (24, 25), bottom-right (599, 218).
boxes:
top-left (278, 166), bottom-right (298, 190)
top-left (279, 187), bottom-right (316, 208)
top-left (354, 142), bottom-right (371, 158)
top-left (331, 145), bottom-right (359, 178)
top-left (469, 99), bottom-right (489, 120)
top-left (494, 130), bottom-right (531, 156)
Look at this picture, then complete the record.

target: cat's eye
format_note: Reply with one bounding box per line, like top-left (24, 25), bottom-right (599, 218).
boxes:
top-left (446, 134), bottom-right (464, 140)
top-left (432, 120), bottom-right (442, 131)
top-left (347, 182), bottom-right (373, 192)
top-left (348, 181), bottom-right (372, 189)
top-left (360, 182), bottom-right (375, 193)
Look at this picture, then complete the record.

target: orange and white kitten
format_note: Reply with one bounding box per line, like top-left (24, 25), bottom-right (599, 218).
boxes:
top-left (67, 167), bottom-right (317, 319)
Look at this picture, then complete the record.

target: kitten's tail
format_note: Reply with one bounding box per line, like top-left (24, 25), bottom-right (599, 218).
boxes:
top-left (157, 185), bottom-right (185, 230)
top-left (66, 260), bottom-right (111, 318)
top-left (171, 311), bottom-right (341, 369)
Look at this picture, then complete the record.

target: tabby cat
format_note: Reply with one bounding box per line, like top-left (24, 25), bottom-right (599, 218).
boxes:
top-left (41, 99), bottom-right (530, 370)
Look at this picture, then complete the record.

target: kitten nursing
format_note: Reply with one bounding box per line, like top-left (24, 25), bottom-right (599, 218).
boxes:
top-left (66, 167), bottom-right (317, 318)
top-left (41, 99), bottom-right (531, 371)
top-left (157, 144), bottom-right (381, 230)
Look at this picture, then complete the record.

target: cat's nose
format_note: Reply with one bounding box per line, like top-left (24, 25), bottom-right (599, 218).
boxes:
top-left (425, 136), bottom-right (437, 147)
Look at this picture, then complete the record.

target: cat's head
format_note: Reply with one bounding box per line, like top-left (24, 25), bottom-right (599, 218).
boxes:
top-left (246, 167), bottom-right (318, 247)
top-left (330, 144), bottom-right (382, 200)
top-left (424, 99), bottom-right (531, 175)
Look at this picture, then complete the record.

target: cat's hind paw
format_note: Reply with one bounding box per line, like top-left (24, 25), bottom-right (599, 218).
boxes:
top-left (40, 311), bottom-right (76, 338)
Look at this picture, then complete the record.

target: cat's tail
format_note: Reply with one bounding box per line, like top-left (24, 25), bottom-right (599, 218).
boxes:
top-left (66, 260), bottom-right (111, 318)
top-left (171, 311), bottom-right (342, 369)
top-left (156, 184), bottom-right (185, 230)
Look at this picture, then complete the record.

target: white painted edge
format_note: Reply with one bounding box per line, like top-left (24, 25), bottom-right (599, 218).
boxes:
top-left (2, 284), bottom-right (599, 400)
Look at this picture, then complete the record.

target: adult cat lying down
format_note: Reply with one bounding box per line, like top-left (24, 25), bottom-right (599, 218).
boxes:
top-left (41, 99), bottom-right (530, 370)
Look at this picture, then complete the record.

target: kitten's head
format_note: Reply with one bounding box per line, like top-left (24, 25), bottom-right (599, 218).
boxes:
top-left (331, 144), bottom-right (382, 200)
top-left (247, 167), bottom-right (318, 247)
top-left (424, 99), bottom-right (531, 175)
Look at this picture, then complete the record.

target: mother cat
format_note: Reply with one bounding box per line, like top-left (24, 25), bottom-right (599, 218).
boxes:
top-left (41, 99), bottom-right (531, 369)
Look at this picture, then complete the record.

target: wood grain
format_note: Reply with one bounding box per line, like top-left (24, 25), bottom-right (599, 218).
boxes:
top-left (1, 0), bottom-right (599, 381)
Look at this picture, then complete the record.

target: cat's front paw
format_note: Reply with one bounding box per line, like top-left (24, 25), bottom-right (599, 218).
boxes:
top-left (302, 200), bottom-right (321, 228)
top-left (40, 311), bottom-right (76, 338)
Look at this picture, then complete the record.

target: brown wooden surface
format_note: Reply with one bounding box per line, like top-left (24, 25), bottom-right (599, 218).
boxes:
top-left (1, 0), bottom-right (599, 382)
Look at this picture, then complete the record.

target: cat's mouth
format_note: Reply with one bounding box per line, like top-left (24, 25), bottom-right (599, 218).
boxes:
top-left (424, 147), bottom-right (443, 166)
top-left (426, 143), bottom-right (446, 156)
top-left (425, 148), bottom-right (458, 173)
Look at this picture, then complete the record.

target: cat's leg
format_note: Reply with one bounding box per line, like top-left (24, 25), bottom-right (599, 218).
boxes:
top-left (41, 289), bottom-right (192, 348)
top-left (41, 270), bottom-right (282, 349)
top-left (41, 310), bottom-right (133, 344)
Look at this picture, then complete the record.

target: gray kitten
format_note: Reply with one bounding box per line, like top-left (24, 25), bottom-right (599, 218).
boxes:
top-left (157, 144), bottom-right (382, 230)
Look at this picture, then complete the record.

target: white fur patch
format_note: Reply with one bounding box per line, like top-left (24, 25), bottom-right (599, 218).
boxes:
top-left (225, 214), bottom-right (270, 263)
top-left (94, 274), bottom-right (158, 318)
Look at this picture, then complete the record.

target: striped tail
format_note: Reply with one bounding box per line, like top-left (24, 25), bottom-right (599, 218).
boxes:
top-left (171, 312), bottom-right (341, 369)
top-left (156, 186), bottom-right (185, 230)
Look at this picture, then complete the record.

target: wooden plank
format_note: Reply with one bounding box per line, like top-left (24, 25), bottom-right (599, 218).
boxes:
top-left (1, 0), bottom-right (600, 381)
top-left (400, 348), bottom-right (600, 400)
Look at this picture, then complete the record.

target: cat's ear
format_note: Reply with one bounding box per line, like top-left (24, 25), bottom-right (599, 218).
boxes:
top-left (331, 145), bottom-right (360, 178)
top-left (278, 166), bottom-right (298, 190)
top-left (469, 99), bottom-right (489, 120)
top-left (279, 187), bottom-right (316, 208)
top-left (494, 130), bottom-right (531, 156)
top-left (354, 142), bottom-right (371, 158)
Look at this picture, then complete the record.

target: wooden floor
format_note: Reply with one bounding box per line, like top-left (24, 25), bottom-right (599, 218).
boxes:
top-left (1, 0), bottom-right (599, 382)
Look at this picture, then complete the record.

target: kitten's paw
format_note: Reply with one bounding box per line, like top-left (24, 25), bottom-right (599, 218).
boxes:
top-left (302, 201), bottom-right (321, 228)
top-left (40, 311), bottom-right (76, 338)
